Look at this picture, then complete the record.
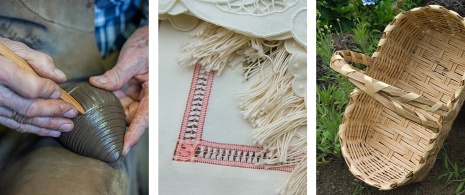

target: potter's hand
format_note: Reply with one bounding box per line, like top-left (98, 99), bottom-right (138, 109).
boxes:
top-left (0, 37), bottom-right (77, 137)
top-left (90, 25), bottom-right (148, 156)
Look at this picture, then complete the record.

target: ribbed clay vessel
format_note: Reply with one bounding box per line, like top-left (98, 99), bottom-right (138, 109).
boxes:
top-left (58, 82), bottom-right (126, 163)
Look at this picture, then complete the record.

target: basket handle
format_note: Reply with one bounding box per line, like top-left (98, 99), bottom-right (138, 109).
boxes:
top-left (331, 50), bottom-right (449, 132)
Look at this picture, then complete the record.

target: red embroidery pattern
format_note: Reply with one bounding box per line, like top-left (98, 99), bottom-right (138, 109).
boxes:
top-left (173, 64), bottom-right (294, 172)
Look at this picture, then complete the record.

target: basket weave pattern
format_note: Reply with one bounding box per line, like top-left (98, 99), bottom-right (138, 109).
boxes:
top-left (331, 5), bottom-right (465, 190)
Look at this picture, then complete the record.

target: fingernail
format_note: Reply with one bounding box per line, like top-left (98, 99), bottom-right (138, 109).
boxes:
top-left (64, 109), bottom-right (77, 118)
top-left (54, 68), bottom-right (66, 79)
top-left (93, 76), bottom-right (108, 84)
top-left (49, 131), bottom-right (61, 137)
top-left (59, 123), bottom-right (73, 132)
top-left (123, 146), bottom-right (132, 156)
top-left (51, 90), bottom-right (60, 99)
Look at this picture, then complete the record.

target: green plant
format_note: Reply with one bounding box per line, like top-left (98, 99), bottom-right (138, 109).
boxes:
top-left (317, 0), bottom-right (356, 32)
top-left (317, 0), bottom-right (393, 33)
top-left (317, 11), bottom-right (335, 66)
top-left (352, 21), bottom-right (381, 56)
top-left (370, 0), bottom-right (398, 30)
top-left (352, 180), bottom-right (365, 195)
top-left (352, 180), bottom-right (364, 195)
top-left (317, 0), bottom-right (427, 36)
top-left (316, 82), bottom-right (353, 163)
top-left (316, 10), bottom-right (354, 163)
top-left (437, 148), bottom-right (465, 194)
top-left (351, 179), bottom-right (378, 195)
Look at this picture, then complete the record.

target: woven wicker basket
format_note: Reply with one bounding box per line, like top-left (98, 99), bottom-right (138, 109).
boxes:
top-left (330, 5), bottom-right (465, 190)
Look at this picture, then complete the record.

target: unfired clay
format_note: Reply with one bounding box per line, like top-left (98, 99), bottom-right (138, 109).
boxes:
top-left (58, 82), bottom-right (126, 163)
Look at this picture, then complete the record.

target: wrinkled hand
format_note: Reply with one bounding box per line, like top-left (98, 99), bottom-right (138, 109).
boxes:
top-left (0, 37), bottom-right (78, 137)
top-left (90, 25), bottom-right (148, 156)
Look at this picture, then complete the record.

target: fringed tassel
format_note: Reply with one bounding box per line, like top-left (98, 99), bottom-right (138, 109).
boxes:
top-left (239, 42), bottom-right (307, 195)
top-left (240, 46), bottom-right (292, 122)
top-left (178, 22), bottom-right (282, 76)
top-left (279, 157), bottom-right (307, 195)
top-left (253, 110), bottom-right (306, 160)
top-left (242, 39), bottom-right (282, 80)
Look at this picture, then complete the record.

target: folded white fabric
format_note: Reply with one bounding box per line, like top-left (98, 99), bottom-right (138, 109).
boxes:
top-left (159, 1), bottom-right (307, 194)
top-left (159, 20), bottom-right (299, 195)
top-left (159, 0), bottom-right (307, 47)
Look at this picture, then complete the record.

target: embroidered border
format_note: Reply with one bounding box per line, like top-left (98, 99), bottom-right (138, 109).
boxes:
top-left (173, 64), bottom-right (294, 172)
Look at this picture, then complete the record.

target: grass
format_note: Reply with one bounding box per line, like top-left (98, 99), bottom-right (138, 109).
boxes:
top-left (316, 11), bottom-right (356, 163)
top-left (316, 15), bottom-right (334, 65)
top-left (316, 3), bottom-right (383, 164)
top-left (351, 179), bottom-right (377, 195)
top-left (316, 80), bottom-right (353, 163)
top-left (351, 21), bottom-right (380, 56)
top-left (437, 148), bottom-right (465, 194)
top-left (352, 180), bottom-right (364, 195)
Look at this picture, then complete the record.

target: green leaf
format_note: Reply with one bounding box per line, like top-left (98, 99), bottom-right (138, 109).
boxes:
top-left (445, 157), bottom-right (450, 170)
top-left (377, 1), bottom-right (385, 12)
top-left (455, 163), bottom-right (459, 179)
top-left (448, 174), bottom-right (454, 183)
top-left (438, 172), bottom-right (450, 180)
top-left (456, 181), bottom-right (465, 194)
top-left (323, 131), bottom-right (333, 138)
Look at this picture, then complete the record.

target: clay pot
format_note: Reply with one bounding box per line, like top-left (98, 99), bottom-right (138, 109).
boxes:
top-left (57, 82), bottom-right (126, 163)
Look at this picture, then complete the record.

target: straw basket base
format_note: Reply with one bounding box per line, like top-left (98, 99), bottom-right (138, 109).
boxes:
top-left (342, 88), bottom-right (456, 189)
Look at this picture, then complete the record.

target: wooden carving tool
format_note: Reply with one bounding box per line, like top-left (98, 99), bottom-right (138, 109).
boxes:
top-left (0, 42), bottom-right (86, 114)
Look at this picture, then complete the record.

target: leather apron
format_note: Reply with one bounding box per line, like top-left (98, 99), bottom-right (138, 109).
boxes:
top-left (0, 0), bottom-right (104, 82)
top-left (0, 1), bottom-right (140, 194)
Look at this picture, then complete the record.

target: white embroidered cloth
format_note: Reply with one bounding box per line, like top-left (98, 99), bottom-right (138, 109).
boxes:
top-left (159, 20), bottom-right (292, 194)
top-left (159, 0), bottom-right (307, 48)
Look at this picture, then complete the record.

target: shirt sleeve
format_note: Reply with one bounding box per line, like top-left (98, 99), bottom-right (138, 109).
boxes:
top-left (94, 0), bottom-right (148, 58)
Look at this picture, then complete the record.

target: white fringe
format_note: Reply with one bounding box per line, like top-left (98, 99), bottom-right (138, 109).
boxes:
top-left (279, 157), bottom-right (307, 195)
top-left (178, 22), bottom-right (282, 77)
top-left (179, 21), bottom-right (307, 195)
top-left (240, 44), bottom-right (307, 195)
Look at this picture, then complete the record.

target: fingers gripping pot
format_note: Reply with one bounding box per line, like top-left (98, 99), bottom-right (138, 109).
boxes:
top-left (57, 82), bottom-right (126, 163)
top-left (331, 5), bottom-right (465, 189)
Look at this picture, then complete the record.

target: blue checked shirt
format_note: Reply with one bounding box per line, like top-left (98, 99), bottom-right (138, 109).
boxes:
top-left (94, 0), bottom-right (148, 58)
